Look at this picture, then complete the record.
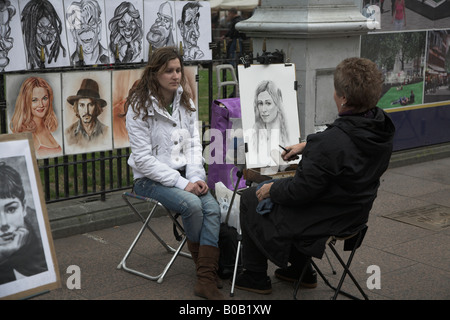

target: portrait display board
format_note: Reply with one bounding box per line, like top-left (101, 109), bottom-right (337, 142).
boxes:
top-left (0, 0), bottom-right (211, 73)
top-left (0, 133), bottom-right (60, 300)
top-left (5, 73), bottom-right (64, 159)
top-left (238, 64), bottom-right (300, 171)
top-left (3, 64), bottom-right (197, 157)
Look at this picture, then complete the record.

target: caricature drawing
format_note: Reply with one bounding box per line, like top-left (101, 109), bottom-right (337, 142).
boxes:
top-left (65, 0), bottom-right (110, 66)
top-left (0, 0), bottom-right (16, 72)
top-left (108, 1), bottom-right (143, 63)
top-left (20, 0), bottom-right (67, 69)
top-left (147, 1), bottom-right (175, 49)
top-left (177, 1), bottom-right (204, 61)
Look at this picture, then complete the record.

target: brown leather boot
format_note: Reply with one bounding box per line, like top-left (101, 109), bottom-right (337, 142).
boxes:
top-left (194, 245), bottom-right (226, 300)
top-left (187, 240), bottom-right (199, 264)
top-left (187, 240), bottom-right (223, 289)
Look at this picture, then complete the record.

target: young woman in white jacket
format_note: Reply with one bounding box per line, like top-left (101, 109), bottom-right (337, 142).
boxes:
top-left (125, 47), bottom-right (223, 300)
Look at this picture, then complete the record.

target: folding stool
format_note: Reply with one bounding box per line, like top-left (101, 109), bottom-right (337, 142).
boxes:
top-left (227, 170), bottom-right (337, 297)
top-left (117, 192), bottom-right (191, 283)
top-left (293, 224), bottom-right (369, 300)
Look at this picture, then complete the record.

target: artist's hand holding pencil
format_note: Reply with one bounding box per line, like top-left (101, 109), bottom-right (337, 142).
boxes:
top-left (280, 142), bottom-right (306, 162)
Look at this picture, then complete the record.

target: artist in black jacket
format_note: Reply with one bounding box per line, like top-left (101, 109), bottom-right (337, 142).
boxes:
top-left (235, 57), bottom-right (396, 294)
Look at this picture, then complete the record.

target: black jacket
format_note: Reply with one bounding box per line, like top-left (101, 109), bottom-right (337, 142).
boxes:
top-left (225, 16), bottom-right (246, 40)
top-left (241, 107), bottom-right (395, 267)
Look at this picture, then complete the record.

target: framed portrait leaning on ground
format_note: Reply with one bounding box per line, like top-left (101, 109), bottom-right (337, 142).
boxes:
top-left (238, 63), bottom-right (301, 172)
top-left (0, 133), bottom-right (60, 300)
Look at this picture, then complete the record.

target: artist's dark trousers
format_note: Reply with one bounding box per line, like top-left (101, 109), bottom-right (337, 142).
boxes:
top-left (239, 187), bottom-right (310, 274)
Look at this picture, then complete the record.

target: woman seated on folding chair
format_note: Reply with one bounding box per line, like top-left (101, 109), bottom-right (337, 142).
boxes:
top-left (125, 47), bottom-right (224, 300)
top-left (235, 57), bottom-right (396, 294)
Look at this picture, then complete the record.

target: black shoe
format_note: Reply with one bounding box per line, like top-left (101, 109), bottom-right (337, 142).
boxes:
top-left (233, 270), bottom-right (272, 294)
top-left (275, 265), bottom-right (317, 288)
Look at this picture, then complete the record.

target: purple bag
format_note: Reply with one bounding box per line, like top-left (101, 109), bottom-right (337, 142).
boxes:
top-left (207, 98), bottom-right (247, 190)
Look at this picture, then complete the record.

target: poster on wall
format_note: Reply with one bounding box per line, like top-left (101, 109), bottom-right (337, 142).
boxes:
top-left (18, 0), bottom-right (71, 70)
top-left (424, 30), bottom-right (450, 104)
top-left (238, 64), bottom-right (300, 172)
top-left (0, 133), bottom-right (60, 300)
top-left (0, 0), bottom-right (27, 72)
top-left (63, 0), bottom-right (112, 67)
top-left (5, 73), bottom-right (64, 159)
top-left (62, 70), bottom-right (112, 155)
top-left (104, 0), bottom-right (144, 64)
top-left (174, 1), bottom-right (212, 61)
top-left (361, 0), bottom-right (450, 33)
top-left (361, 31), bottom-right (427, 110)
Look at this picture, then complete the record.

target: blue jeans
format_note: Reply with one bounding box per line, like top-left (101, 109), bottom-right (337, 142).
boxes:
top-left (133, 178), bottom-right (221, 247)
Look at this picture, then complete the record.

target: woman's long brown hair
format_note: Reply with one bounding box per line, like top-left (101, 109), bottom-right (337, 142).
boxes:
top-left (124, 47), bottom-right (193, 121)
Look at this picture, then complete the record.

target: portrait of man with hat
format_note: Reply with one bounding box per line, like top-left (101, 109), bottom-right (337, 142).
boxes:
top-left (64, 77), bottom-right (110, 151)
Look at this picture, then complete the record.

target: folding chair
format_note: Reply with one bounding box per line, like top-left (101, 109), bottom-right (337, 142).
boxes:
top-left (227, 169), bottom-right (337, 297)
top-left (230, 223), bottom-right (242, 297)
top-left (229, 217), bottom-right (336, 297)
top-left (117, 192), bottom-right (191, 283)
top-left (293, 224), bottom-right (369, 300)
top-left (216, 64), bottom-right (239, 98)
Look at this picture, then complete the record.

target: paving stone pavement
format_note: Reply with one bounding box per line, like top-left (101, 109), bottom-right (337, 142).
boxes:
top-left (28, 156), bottom-right (449, 306)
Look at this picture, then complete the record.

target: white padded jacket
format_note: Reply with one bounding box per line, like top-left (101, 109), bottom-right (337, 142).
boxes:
top-left (126, 86), bottom-right (205, 190)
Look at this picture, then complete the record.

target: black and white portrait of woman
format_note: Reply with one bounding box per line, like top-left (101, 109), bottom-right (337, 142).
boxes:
top-left (0, 135), bottom-right (60, 299)
top-left (239, 64), bottom-right (300, 172)
top-left (106, 0), bottom-right (143, 63)
top-left (252, 80), bottom-right (289, 166)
